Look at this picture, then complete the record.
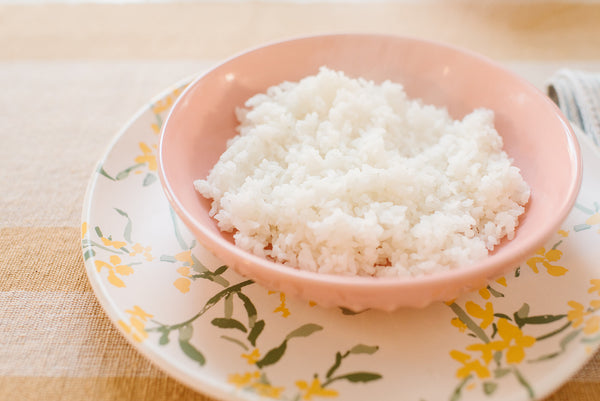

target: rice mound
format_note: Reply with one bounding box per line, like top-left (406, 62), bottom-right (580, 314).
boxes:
top-left (194, 67), bottom-right (530, 277)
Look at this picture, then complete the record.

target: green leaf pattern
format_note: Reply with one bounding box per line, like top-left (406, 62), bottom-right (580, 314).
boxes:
top-left (81, 82), bottom-right (600, 401)
top-left (447, 215), bottom-right (600, 400)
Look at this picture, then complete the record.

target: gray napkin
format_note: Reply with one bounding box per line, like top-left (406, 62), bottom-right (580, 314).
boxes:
top-left (547, 69), bottom-right (600, 146)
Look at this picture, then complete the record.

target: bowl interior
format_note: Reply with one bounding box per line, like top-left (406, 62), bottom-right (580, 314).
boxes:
top-left (160, 34), bottom-right (580, 281)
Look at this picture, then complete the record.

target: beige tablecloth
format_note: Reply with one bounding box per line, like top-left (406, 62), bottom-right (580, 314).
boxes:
top-left (2, 2), bottom-right (600, 400)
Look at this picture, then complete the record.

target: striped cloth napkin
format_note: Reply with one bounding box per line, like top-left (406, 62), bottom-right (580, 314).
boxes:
top-left (547, 69), bottom-right (600, 146)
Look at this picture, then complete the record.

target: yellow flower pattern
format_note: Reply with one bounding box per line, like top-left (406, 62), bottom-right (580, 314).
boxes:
top-left (586, 213), bottom-right (600, 233)
top-left (270, 292), bottom-right (291, 317)
top-left (451, 317), bottom-right (467, 332)
top-left (465, 301), bottom-right (494, 329)
top-left (172, 250), bottom-right (193, 293)
top-left (446, 220), bottom-right (600, 400)
top-left (84, 209), bottom-right (158, 287)
top-left (83, 83), bottom-right (390, 401)
top-left (81, 222), bottom-right (88, 239)
top-left (567, 301), bottom-right (587, 327)
top-left (296, 378), bottom-right (339, 400)
top-left (134, 142), bottom-right (158, 172)
top-left (584, 316), bottom-right (600, 335)
top-left (150, 85), bottom-right (187, 135)
top-left (100, 236), bottom-right (126, 250)
top-left (228, 371), bottom-right (284, 399)
top-left (495, 277), bottom-right (507, 287)
top-left (118, 305), bottom-right (153, 343)
top-left (567, 283), bottom-right (600, 336)
top-left (241, 348), bottom-right (261, 365)
top-left (574, 203), bottom-right (600, 234)
top-left (588, 279), bottom-right (600, 296)
top-left (95, 255), bottom-right (134, 288)
top-left (151, 86), bottom-right (186, 115)
top-left (465, 342), bottom-right (498, 366)
top-left (526, 247), bottom-right (568, 276)
top-left (478, 277), bottom-right (507, 299)
top-left (175, 250), bottom-right (193, 265)
top-left (449, 350), bottom-right (491, 379)
top-left (229, 371), bottom-right (260, 388)
top-left (491, 319), bottom-right (536, 364)
top-left (478, 287), bottom-right (491, 300)
top-left (450, 317), bottom-right (535, 382)
top-left (174, 277), bottom-right (191, 293)
top-left (129, 242), bottom-right (153, 261)
top-left (83, 82), bottom-right (600, 401)
top-left (252, 381), bottom-right (285, 398)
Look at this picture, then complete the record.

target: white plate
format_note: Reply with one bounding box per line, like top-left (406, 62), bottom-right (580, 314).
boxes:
top-left (82, 80), bottom-right (600, 401)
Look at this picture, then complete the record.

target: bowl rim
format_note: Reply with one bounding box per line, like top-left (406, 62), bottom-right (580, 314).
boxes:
top-left (158, 33), bottom-right (583, 290)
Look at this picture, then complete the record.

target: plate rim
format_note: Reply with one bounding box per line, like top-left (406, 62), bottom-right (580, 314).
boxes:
top-left (80, 76), bottom-right (256, 401)
top-left (80, 77), bottom-right (600, 401)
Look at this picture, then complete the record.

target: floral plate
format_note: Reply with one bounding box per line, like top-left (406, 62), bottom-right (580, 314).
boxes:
top-left (82, 79), bottom-right (600, 401)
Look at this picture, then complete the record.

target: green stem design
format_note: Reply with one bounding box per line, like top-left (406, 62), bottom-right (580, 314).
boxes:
top-left (154, 111), bottom-right (163, 130)
top-left (321, 374), bottom-right (344, 387)
top-left (487, 285), bottom-right (505, 298)
top-left (89, 240), bottom-right (127, 255)
top-left (574, 224), bottom-right (591, 232)
top-left (339, 307), bottom-right (369, 315)
top-left (325, 351), bottom-right (348, 381)
top-left (151, 280), bottom-right (254, 332)
top-left (220, 335), bottom-right (249, 351)
top-left (535, 321), bottom-right (572, 342)
top-left (574, 203), bottom-right (595, 215)
top-left (448, 302), bottom-right (490, 343)
top-left (114, 208), bottom-right (133, 243)
top-left (321, 371), bottom-right (382, 388)
top-left (116, 163), bottom-right (145, 179)
top-left (190, 271), bottom-right (229, 287)
top-left (449, 375), bottom-right (472, 401)
top-left (511, 366), bottom-right (534, 399)
top-left (169, 207), bottom-right (190, 250)
top-left (318, 345), bottom-right (381, 388)
top-left (530, 328), bottom-right (581, 363)
top-left (224, 293), bottom-right (234, 318)
top-left (100, 163), bottom-right (144, 182)
top-left (581, 334), bottom-right (600, 343)
top-left (98, 166), bottom-right (116, 181)
top-left (493, 350), bottom-right (502, 368)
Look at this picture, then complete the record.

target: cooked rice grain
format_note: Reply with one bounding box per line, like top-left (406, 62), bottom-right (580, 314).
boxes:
top-left (195, 67), bottom-right (530, 277)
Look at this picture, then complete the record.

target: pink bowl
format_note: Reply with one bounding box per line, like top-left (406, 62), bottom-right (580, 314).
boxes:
top-left (158, 34), bottom-right (582, 310)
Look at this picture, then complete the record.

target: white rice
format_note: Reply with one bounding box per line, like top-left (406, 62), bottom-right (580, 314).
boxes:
top-left (194, 67), bottom-right (530, 277)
